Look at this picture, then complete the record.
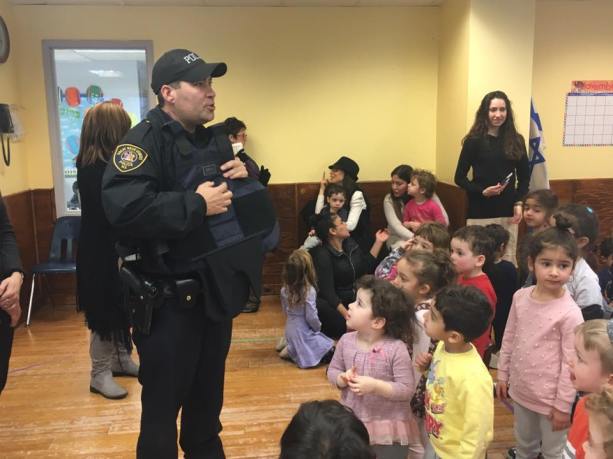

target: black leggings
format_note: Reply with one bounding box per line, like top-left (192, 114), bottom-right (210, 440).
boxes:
top-left (316, 297), bottom-right (347, 339)
top-left (0, 310), bottom-right (14, 394)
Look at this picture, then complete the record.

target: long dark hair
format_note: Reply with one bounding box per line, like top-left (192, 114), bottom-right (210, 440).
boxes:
top-left (463, 90), bottom-right (525, 161)
top-left (390, 164), bottom-right (413, 220)
top-left (76, 102), bottom-right (131, 167)
top-left (340, 174), bottom-right (358, 205)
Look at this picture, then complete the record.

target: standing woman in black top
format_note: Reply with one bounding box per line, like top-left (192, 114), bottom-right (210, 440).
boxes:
top-left (76, 102), bottom-right (137, 399)
top-left (454, 90), bottom-right (530, 264)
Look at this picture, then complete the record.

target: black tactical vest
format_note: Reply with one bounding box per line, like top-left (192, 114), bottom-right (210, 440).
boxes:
top-left (152, 116), bottom-right (277, 273)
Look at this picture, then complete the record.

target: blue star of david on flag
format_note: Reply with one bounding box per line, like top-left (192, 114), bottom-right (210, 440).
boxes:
top-left (528, 99), bottom-right (549, 191)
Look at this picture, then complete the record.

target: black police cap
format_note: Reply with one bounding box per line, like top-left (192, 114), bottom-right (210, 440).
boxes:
top-left (151, 48), bottom-right (227, 95)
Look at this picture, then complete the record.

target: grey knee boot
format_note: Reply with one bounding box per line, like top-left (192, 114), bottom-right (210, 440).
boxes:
top-left (89, 332), bottom-right (128, 399)
top-left (111, 339), bottom-right (139, 377)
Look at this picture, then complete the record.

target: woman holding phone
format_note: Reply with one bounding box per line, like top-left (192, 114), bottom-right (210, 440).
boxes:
top-left (454, 90), bottom-right (530, 264)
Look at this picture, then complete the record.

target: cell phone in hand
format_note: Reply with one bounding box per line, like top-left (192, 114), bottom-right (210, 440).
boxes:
top-left (501, 172), bottom-right (513, 186)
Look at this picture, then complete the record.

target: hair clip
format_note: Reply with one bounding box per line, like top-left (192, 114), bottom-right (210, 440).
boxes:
top-left (586, 206), bottom-right (594, 213)
top-left (608, 320), bottom-right (613, 344)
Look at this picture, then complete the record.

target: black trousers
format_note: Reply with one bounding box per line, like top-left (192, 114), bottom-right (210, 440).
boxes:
top-left (134, 299), bottom-right (233, 459)
top-left (0, 309), bottom-right (14, 394)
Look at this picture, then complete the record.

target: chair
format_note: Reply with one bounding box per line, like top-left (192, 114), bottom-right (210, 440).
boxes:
top-left (27, 216), bottom-right (80, 326)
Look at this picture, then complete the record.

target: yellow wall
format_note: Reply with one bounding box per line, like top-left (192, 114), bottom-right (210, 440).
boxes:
top-left (435, 0), bottom-right (470, 183)
top-left (533, 0), bottom-right (613, 180)
top-left (467, 0), bottom-right (535, 141)
top-left (7, 1), bottom-right (612, 195)
top-left (0, 0), bottom-right (28, 195)
top-left (13, 5), bottom-right (439, 188)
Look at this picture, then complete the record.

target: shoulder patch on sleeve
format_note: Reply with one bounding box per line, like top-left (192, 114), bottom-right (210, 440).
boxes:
top-left (112, 144), bottom-right (148, 173)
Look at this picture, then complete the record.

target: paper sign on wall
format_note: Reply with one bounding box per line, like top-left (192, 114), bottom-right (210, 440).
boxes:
top-left (563, 80), bottom-right (613, 147)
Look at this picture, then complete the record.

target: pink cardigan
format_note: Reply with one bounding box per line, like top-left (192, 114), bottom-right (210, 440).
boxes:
top-left (497, 286), bottom-right (583, 415)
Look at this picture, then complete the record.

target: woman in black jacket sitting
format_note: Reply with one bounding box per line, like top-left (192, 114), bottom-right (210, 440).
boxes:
top-left (309, 213), bottom-right (388, 339)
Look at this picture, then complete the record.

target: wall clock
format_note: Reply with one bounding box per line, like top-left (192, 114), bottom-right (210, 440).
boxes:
top-left (0, 17), bottom-right (10, 64)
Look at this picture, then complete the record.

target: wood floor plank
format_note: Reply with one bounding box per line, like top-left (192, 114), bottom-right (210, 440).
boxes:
top-left (0, 296), bottom-right (515, 458)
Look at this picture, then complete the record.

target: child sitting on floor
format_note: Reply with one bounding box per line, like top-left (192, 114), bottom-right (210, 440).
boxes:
top-left (278, 249), bottom-right (334, 368)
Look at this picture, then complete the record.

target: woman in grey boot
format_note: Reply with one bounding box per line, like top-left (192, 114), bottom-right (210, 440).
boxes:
top-left (75, 102), bottom-right (138, 400)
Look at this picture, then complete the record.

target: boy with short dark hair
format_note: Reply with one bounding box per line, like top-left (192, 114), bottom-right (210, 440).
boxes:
top-left (450, 226), bottom-right (497, 359)
top-left (301, 184), bottom-right (349, 250)
top-left (402, 169), bottom-right (447, 231)
top-left (416, 285), bottom-right (494, 459)
top-left (317, 183), bottom-right (348, 221)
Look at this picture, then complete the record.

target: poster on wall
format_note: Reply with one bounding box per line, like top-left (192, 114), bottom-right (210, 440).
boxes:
top-left (563, 80), bottom-right (613, 146)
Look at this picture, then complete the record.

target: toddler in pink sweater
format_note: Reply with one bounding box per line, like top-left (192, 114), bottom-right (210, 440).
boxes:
top-left (402, 169), bottom-right (446, 232)
top-left (497, 215), bottom-right (584, 459)
top-left (327, 275), bottom-right (420, 458)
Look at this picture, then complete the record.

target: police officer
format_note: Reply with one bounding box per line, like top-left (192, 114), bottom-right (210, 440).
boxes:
top-left (101, 49), bottom-right (256, 459)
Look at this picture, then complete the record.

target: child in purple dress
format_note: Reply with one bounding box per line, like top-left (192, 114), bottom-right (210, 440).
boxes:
top-left (328, 275), bottom-right (420, 459)
top-left (279, 249), bottom-right (334, 368)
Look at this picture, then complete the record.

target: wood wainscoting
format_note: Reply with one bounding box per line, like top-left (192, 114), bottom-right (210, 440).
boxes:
top-left (437, 179), bottom-right (613, 240)
top-left (4, 178), bottom-right (612, 320)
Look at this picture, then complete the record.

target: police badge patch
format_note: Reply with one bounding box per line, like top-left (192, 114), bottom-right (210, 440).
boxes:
top-left (113, 144), bottom-right (148, 172)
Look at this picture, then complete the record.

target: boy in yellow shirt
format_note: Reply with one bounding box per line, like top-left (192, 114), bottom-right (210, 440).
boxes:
top-left (416, 285), bottom-right (494, 459)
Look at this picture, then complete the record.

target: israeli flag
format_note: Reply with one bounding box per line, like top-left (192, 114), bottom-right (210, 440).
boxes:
top-left (528, 100), bottom-right (549, 191)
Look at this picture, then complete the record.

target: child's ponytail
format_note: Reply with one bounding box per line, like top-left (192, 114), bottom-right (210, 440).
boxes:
top-left (528, 213), bottom-right (579, 263)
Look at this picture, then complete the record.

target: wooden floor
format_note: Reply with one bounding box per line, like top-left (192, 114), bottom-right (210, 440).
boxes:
top-left (0, 297), bottom-right (514, 458)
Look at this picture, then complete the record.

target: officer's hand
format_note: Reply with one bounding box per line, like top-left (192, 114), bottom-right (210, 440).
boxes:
top-left (196, 181), bottom-right (233, 216)
top-left (221, 159), bottom-right (248, 180)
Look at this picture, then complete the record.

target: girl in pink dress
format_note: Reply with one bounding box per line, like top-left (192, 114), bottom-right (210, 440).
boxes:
top-left (327, 275), bottom-right (420, 459)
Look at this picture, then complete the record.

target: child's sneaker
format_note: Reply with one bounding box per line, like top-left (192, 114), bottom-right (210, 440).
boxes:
top-left (506, 448), bottom-right (543, 459)
top-left (275, 336), bottom-right (287, 352)
top-left (279, 346), bottom-right (291, 360)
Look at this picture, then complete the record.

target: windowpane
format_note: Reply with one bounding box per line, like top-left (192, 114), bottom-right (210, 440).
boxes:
top-left (45, 45), bottom-right (151, 215)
